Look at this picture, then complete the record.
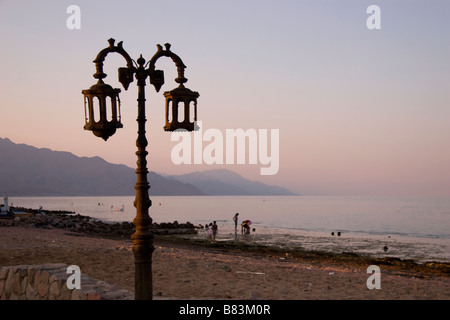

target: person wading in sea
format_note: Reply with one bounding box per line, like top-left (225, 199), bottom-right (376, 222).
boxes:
top-left (233, 213), bottom-right (239, 231)
top-left (212, 221), bottom-right (218, 241)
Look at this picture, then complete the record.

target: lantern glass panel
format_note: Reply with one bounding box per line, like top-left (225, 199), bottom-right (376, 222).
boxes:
top-left (93, 96), bottom-right (101, 123)
top-left (178, 100), bottom-right (185, 123)
top-left (167, 99), bottom-right (172, 123)
top-left (117, 97), bottom-right (122, 123)
top-left (189, 100), bottom-right (195, 123)
top-left (84, 96), bottom-right (89, 124)
top-left (110, 96), bottom-right (116, 121)
top-left (171, 99), bottom-right (178, 124)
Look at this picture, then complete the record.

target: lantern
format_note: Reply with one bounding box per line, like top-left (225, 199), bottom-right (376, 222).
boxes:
top-left (82, 81), bottom-right (123, 141)
top-left (163, 86), bottom-right (199, 132)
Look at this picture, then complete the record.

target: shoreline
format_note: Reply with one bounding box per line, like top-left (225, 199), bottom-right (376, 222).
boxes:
top-left (5, 199), bottom-right (450, 264)
top-left (2, 212), bottom-right (450, 277)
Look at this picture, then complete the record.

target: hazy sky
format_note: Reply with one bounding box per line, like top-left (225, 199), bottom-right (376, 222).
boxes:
top-left (0, 0), bottom-right (449, 196)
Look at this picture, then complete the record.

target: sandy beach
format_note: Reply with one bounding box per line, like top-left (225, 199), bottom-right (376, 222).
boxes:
top-left (1, 223), bottom-right (449, 300)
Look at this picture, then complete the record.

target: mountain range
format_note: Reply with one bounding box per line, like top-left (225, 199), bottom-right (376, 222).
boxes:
top-left (169, 170), bottom-right (296, 196)
top-left (0, 138), bottom-right (296, 197)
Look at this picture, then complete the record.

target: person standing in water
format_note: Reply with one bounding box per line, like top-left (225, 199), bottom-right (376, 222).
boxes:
top-left (207, 223), bottom-right (213, 240)
top-left (233, 213), bottom-right (239, 231)
top-left (212, 221), bottom-right (218, 241)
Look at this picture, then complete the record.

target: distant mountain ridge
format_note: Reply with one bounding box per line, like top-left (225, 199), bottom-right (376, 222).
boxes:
top-left (0, 138), bottom-right (296, 197)
top-left (170, 169), bottom-right (297, 196)
top-left (0, 138), bottom-right (202, 196)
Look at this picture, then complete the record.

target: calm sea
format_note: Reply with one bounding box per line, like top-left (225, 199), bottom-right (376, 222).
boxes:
top-left (7, 196), bottom-right (450, 263)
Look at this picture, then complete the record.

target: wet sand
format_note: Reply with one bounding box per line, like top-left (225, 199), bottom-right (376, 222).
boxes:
top-left (0, 225), bottom-right (449, 300)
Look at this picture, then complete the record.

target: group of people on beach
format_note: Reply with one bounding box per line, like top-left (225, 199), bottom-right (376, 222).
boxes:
top-left (205, 212), bottom-right (253, 241)
top-left (234, 212), bottom-right (253, 234)
top-left (206, 221), bottom-right (218, 241)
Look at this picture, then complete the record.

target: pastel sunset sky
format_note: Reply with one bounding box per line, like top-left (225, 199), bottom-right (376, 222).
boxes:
top-left (0, 0), bottom-right (449, 196)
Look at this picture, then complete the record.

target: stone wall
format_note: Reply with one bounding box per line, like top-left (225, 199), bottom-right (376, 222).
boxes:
top-left (0, 263), bottom-right (133, 300)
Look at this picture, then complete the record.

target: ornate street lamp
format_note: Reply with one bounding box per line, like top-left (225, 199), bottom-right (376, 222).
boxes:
top-left (81, 38), bottom-right (199, 300)
top-left (82, 82), bottom-right (122, 141)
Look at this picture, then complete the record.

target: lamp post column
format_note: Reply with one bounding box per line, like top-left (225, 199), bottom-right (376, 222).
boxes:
top-left (132, 55), bottom-right (154, 300)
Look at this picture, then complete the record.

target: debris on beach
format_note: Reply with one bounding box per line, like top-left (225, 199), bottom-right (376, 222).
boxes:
top-left (235, 271), bottom-right (265, 275)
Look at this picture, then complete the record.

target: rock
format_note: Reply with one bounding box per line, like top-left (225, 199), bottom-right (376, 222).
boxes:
top-left (10, 271), bottom-right (23, 297)
top-left (49, 280), bottom-right (61, 298)
top-left (87, 291), bottom-right (103, 300)
top-left (21, 276), bottom-right (28, 295)
top-left (25, 283), bottom-right (39, 300)
top-left (71, 289), bottom-right (86, 300)
top-left (36, 270), bottom-right (50, 298)
top-left (0, 280), bottom-right (5, 298)
top-left (0, 268), bottom-right (10, 280)
top-left (27, 268), bottom-right (36, 287)
top-left (59, 283), bottom-right (73, 300)
top-left (4, 269), bottom-right (16, 299)
top-left (3, 212), bottom-right (198, 237)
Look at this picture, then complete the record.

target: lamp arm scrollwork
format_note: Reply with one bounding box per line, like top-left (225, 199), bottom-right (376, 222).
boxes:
top-left (92, 38), bottom-right (136, 83)
top-left (90, 39), bottom-right (190, 92)
top-left (148, 43), bottom-right (188, 89)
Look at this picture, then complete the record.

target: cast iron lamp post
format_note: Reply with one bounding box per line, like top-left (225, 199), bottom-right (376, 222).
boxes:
top-left (82, 38), bottom-right (199, 300)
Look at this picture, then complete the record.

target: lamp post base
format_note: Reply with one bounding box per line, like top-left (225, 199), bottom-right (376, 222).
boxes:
top-left (132, 233), bottom-right (154, 300)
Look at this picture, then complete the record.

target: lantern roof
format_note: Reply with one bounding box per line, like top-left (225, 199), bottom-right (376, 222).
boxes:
top-left (82, 81), bottom-right (121, 96)
top-left (163, 86), bottom-right (199, 99)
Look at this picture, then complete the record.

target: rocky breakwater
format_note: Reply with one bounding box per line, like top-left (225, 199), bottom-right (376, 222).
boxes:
top-left (0, 213), bottom-right (199, 238)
